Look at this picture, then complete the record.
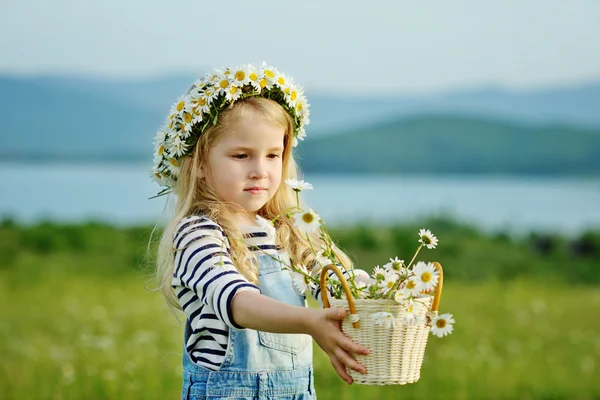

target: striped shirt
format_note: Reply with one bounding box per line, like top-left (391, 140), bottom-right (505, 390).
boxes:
top-left (172, 215), bottom-right (351, 370)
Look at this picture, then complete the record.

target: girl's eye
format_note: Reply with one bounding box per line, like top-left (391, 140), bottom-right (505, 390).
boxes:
top-left (268, 154), bottom-right (281, 159)
top-left (232, 154), bottom-right (247, 159)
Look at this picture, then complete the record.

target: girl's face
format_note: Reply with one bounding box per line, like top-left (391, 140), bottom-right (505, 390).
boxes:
top-left (202, 109), bottom-right (285, 226)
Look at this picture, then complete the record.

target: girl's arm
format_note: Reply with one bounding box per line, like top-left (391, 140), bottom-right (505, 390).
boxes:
top-left (231, 291), bottom-right (369, 385)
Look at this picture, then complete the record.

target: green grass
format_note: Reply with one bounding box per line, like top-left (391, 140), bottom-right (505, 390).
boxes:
top-left (1, 220), bottom-right (599, 399)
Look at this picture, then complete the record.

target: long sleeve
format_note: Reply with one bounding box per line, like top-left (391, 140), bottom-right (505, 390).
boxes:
top-left (172, 216), bottom-right (261, 329)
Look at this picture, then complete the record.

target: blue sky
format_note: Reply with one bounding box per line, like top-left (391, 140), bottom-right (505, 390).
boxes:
top-left (1, 0), bottom-right (599, 94)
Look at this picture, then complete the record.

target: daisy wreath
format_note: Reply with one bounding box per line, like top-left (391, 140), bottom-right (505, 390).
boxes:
top-left (149, 62), bottom-right (310, 198)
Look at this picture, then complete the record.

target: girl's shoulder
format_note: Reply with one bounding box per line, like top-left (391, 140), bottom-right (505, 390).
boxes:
top-left (173, 214), bottom-right (227, 243)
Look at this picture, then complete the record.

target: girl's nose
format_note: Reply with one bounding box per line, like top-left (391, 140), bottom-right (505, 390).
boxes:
top-left (249, 160), bottom-right (268, 179)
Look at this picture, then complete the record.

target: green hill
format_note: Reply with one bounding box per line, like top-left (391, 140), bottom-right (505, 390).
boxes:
top-left (296, 115), bottom-right (600, 175)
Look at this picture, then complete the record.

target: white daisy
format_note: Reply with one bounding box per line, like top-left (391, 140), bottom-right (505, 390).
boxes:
top-left (372, 265), bottom-right (387, 281)
top-left (378, 270), bottom-right (398, 294)
top-left (225, 85), bottom-right (243, 102)
top-left (231, 65), bottom-right (251, 87)
top-left (413, 261), bottom-right (440, 292)
top-left (402, 299), bottom-right (423, 325)
top-left (284, 178), bottom-right (313, 192)
top-left (296, 127), bottom-right (307, 142)
top-left (167, 135), bottom-right (189, 158)
top-left (372, 312), bottom-right (396, 329)
top-left (402, 277), bottom-right (422, 297)
top-left (293, 209), bottom-right (321, 233)
top-left (165, 157), bottom-right (180, 176)
top-left (149, 167), bottom-right (166, 186)
top-left (255, 215), bottom-right (276, 238)
top-left (290, 264), bottom-right (315, 295)
top-left (430, 313), bottom-right (455, 338)
top-left (383, 256), bottom-right (406, 276)
top-left (292, 137), bottom-right (299, 147)
top-left (169, 95), bottom-right (188, 116)
top-left (394, 288), bottom-right (410, 303)
top-left (418, 229), bottom-right (439, 249)
top-left (248, 69), bottom-right (263, 93)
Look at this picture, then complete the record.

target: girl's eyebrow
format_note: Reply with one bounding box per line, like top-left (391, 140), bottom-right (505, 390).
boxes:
top-left (229, 146), bottom-right (284, 152)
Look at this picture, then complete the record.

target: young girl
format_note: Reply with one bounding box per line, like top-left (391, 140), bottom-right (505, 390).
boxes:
top-left (151, 63), bottom-right (369, 399)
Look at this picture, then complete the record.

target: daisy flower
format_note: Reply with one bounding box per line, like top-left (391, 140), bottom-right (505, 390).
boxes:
top-left (371, 265), bottom-right (387, 281)
top-left (384, 256), bottom-right (406, 275)
top-left (402, 299), bottom-right (422, 325)
top-left (168, 135), bottom-right (189, 158)
top-left (413, 261), bottom-right (440, 292)
top-left (372, 312), bottom-right (396, 329)
top-left (255, 215), bottom-right (276, 238)
top-left (149, 167), bottom-right (166, 186)
top-left (378, 270), bottom-right (398, 294)
top-left (352, 269), bottom-right (371, 286)
top-left (394, 288), bottom-right (410, 303)
top-left (296, 127), bottom-right (307, 143)
top-left (231, 65), bottom-right (251, 87)
top-left (290, 264), bottom-right (315, 295)
top-left (226, 85), bottom-right (242, 102)
top-left (402, 277), bottom-right (422, 297)
top-left (429, 313), bottom-right (455, 338)
top-left (418, 229), bottom-right (439, 249)
top-left (284, 178), bottom-right (313, 192)
top-left (293, 209), bottom-right (321, 233)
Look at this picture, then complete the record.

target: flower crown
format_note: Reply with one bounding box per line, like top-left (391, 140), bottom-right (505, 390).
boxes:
top-left (149, 62), bottom-right (311, 198)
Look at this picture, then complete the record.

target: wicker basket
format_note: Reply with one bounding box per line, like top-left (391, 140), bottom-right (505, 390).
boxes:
top-left (319, 262), bottom-right (443, 385)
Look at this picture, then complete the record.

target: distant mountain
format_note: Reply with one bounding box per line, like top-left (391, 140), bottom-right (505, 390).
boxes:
top-left (0, 75), bottom-right (599, 175)
top-left (296, 115), bottom-right (600, 175)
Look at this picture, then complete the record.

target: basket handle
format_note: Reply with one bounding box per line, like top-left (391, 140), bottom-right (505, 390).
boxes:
top-left (319, 262), bottom-right (445, 327)
top-left (320, 263), bottom-right (360, 328)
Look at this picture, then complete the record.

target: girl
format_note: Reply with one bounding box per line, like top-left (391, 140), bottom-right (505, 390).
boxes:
top-left (152, 63), bottom-right (369, 400)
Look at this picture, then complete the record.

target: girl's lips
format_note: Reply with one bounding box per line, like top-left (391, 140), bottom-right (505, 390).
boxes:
top-left (245, 188), bottom-right (266, 194)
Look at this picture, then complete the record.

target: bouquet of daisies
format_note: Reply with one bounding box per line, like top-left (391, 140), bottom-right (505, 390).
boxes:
top-left (258, 179), bottom-right (455, 385)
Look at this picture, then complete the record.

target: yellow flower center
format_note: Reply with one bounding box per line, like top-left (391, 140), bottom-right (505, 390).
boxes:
top-left (387, 281), bottom-right (394, 289)
top-left (296, 103), bottom-right (303, 111)
top-left (408, 305), bottom-right (414, 313)
top-left (249, 72), bottom-right (258, 81)
top-left (264, 70), bottom-right (274, 78)
top-left (183, 112), bottom-right (192, 123)
top-left (169, 121), bottom-right (174, 129)
top-left (421, 272), bottom-right (432, 283)
top-left (230, 86), bottom-right (238, 94)
top-left (406, 280), bottom-right (416, 289)
top-left (278, 76), bottom-right (285, 85)
top-left (205, 89), bottom-right (213, 97)
top-left (259, 78), bottom-right (267, 88)
top-left (234, 71), bottom-right (245, 81)
top-left (291, 91), bottom-right (297, 101)
top-left (169, 113), bottom-right (175, 120)
top-left (176, 101), bottom-right (185, 111)
top-left (224, 69), bottom-right (230, 75)
top-left (220, 80), bottom-right (229, 89)
top-left (284, 87), bottom-right (290, 95)
top-left (154, 172), bottom-right (161, 179)
top-left (302, 213), bottom-right (314, 224)
top-left (158, 145), bottom-right (164, 156)
top-left (421, 236), bottom-right (432, 244)
top-left (193, 107), bottom-right (200, 116)
top-left (436, 319), bottom-right (446, 328)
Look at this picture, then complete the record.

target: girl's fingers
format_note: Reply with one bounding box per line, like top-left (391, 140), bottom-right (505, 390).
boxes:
top-left (335, 348), bottom-right (366, 375)
top-left (330, 356), bottom-right (353, 385)
top-left (341, 337), bottom-right (370, 356)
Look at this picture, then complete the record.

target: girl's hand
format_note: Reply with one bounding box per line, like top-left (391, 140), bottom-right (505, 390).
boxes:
top-left (306, 308), bottom-right (369, 384)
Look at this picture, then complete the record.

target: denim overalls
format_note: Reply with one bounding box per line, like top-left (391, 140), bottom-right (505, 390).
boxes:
top-left (180, 253), bottom-right (316, 400)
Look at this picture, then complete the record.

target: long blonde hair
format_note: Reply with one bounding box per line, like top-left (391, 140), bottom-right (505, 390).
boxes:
top-left (153, 97), bottom-right (353, 311)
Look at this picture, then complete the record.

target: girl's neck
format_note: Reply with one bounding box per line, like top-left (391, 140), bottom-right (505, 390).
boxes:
top-left (231, 212), bottom-right (259, 228)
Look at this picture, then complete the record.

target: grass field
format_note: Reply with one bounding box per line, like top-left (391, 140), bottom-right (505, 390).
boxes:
top-left (0, 220), bottom-right (599, 399)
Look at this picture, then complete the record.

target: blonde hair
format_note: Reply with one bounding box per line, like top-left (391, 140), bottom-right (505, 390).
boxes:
top-left (153, 97), bottom-right (353, 311)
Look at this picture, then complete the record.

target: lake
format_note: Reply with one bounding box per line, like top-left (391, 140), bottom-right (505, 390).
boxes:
top-left (1, 163), bottom-right (599, 236)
